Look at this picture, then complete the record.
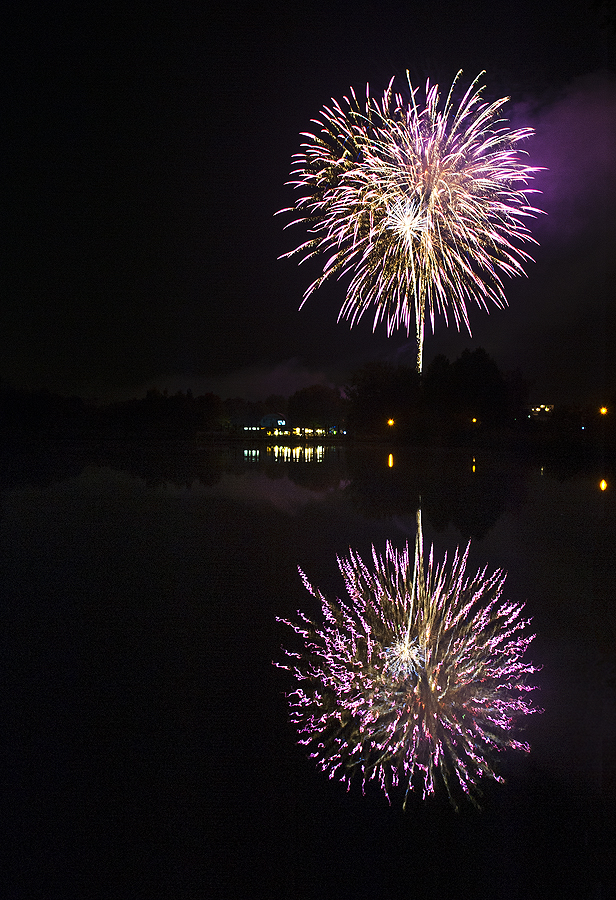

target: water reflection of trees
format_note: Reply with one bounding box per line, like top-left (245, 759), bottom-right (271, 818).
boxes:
top-left (344, 446), bottom-right (523, 539)
top-left (95, 445), bottom-right (223, 489)
top-left (263, 446), bottom-right (347, 492)
top-left (0, 445), bottom-right (225, 492)
top-left (89, 444), bottom-right (349, 492)
top-left (2, 443), bottom-right (603, 537)
top-left (0, 446), bottom-right (90, 492)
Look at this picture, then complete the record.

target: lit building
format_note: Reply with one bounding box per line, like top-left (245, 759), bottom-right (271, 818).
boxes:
top-left (528, 404), bottom-right (554, 420)
top-left (260, 413), bottom-right (289, 436)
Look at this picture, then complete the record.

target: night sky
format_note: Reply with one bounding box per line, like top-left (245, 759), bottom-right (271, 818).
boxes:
top-left (2, 0), bottom-right (616, 404)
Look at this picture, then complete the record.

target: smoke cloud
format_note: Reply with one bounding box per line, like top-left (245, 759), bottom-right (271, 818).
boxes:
top-left (135, 358), bottom-right (334, 401)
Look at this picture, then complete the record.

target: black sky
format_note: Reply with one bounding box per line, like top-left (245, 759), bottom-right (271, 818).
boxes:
top-left (2, 0), bottom-right (616, 403)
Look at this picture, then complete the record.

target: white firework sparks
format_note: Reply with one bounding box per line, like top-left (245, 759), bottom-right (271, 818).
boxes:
top-left (280, 72), bottom-right (542, 371)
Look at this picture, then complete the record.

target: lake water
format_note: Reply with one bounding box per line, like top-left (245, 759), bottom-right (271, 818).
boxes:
top-left (1, 442), bottom-right (614, 899)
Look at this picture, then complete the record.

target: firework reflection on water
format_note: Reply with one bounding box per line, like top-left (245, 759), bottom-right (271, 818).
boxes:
top-left (276, 511), bottom-right (540, 808)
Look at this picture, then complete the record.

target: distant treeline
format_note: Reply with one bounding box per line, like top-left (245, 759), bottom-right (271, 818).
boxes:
top-left (346, 349), bottom-right (521, 439)
top-left (0, 384), bottom-right (224, 443)
top-left (0, 383), bottom-right (291, 443)
top-left (2, 349), bottom-right (615, 449)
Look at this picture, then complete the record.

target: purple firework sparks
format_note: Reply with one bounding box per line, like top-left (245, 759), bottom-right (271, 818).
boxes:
top-left (276, 511), bottom-right (540, 808)
top-left (279, 71), bottom-right (542, 372)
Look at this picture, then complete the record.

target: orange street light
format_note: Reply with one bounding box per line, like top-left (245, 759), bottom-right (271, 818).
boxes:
top-left (387, 418), bottom-right (395, 426)
top-left (600, 479), bottom-right (608, 492)
top-left (600, 407), bottom-right (608, 416)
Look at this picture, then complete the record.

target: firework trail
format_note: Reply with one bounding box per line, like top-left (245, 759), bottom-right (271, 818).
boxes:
top-left (276, 511), bottom-right (539, 807)
top-left (279, 72), bottom-right (541, 371)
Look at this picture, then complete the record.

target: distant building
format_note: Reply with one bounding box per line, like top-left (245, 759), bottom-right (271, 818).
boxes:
top-left (290, 425), bottom-right (346, 437)
top-left (260, 413), bottom-right (287, 431)
top-left (528, 404), bottom-right (554, 420)
top-left (235, 412), bottom-right (345, 438)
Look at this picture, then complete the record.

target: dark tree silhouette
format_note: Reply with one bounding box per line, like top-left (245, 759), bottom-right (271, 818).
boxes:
top-left (287, 384), bottom-right (346, 429)
top-left (345, 362), bottom-right (420, 436)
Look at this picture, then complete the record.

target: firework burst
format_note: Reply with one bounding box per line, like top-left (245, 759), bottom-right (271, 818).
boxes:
top-left (279, 72), bottom-right (542, 371)
top-left (276, 512), bottom-right (539, 807)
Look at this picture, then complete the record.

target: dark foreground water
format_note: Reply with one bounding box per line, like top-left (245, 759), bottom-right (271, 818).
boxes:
top-left (1, 442), bottom-right (615, 899)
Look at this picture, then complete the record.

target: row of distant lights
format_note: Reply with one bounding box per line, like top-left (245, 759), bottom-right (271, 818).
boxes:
top-left (243, 426), bottom-right (346, 436)
top-left (389, 416), bottom-right (481, 426)
top-left (531, 406), bottom-right (609, 413)
top-left (528, 404), bottom-right (554, 417)
top-left (388, 409), bottom-right (611, 425)
top-left (388, 414), bottom-right (611, 491)
top-left (529, 405), bottom-right (609, 423)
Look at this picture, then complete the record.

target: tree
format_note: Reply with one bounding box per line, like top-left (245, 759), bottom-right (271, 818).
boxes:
top-left (450, 348), bottom-right (509, 427)
top-left (287, 384), bottom-right (346, 429)
top-left (345, 362), bottom-right (421, 435)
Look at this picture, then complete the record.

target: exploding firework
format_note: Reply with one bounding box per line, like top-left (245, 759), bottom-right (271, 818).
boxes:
top-left (279, 72), bottom-right (542, 371)
top-left (276, 512), bottom-right (539, 807)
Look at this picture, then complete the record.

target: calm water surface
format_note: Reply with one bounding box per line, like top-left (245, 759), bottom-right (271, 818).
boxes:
top-left (1, 442), bottom-right (614, 899)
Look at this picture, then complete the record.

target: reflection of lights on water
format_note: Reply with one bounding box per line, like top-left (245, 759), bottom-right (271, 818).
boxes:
top-left (267, 445), bottom-right (327, 462)
top-left (243, 449), bottom-right (260, 461)
top-left (269, 446), bottom-right (291, 461)
top-left (600, 479), bottom-right (608, 492)
top-left (388, 453), bottom-right (394, 468)
top-left (472, 456), bottom-right (476, 473)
